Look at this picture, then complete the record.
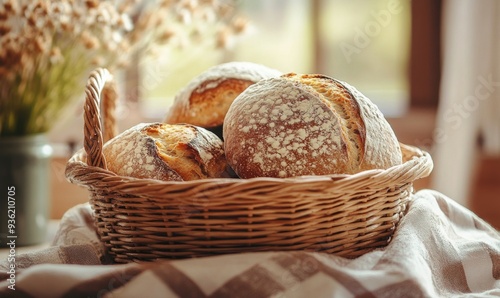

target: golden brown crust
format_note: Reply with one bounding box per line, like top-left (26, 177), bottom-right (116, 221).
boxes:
top-left (164, 61), bottom-right (282, 130)
top-left (338, 79), bottom-right (402, 172)
top-left (102, 123), bottom-right (229, 181)
top-left (166, 79), bottom-right (255, 128)
top-left (223, 73), bottom-right (402, 179)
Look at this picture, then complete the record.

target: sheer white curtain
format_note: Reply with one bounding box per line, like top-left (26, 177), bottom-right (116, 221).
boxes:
top-left (432, 0), bottom-right (500, 207)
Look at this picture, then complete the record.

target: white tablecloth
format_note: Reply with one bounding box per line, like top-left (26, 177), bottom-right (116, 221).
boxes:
top-left (0, 189), bottom-right (499, 297)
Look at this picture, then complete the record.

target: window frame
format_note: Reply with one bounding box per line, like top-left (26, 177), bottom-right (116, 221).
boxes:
top-left (409, 0), bottom-right (442, 108)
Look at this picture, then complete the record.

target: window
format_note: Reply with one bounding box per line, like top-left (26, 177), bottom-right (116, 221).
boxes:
top-left (316, 0), bottom-right (411, 116)
top-left (141, 0), bottom-right (412, 118)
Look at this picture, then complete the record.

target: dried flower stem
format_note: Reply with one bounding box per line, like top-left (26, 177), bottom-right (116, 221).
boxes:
top-left (0, 0), bottom-right (245, 136)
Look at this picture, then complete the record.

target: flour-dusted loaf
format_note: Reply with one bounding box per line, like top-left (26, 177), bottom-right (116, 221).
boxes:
top-left (102, 123), bottom-right (230, 181)
top-left (223, 73), bottom-right (402, 179)
top-left (164, 61), bottom-right (282, 135)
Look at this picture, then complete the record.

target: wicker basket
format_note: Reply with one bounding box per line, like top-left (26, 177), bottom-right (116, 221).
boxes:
top-left (66, 68), bottom-right (433, 263)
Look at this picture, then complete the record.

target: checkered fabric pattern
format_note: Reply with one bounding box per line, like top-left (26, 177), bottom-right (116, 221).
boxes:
top-left (1, 190), bottom-right (499, 297)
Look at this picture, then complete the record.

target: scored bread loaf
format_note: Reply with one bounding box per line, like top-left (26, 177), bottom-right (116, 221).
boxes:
top-left (102, 122), bottom-right (230, 181)
top-left (164, 61), bottom-right (282, 137)
top-left (223, 73), bottom-right (402, 179)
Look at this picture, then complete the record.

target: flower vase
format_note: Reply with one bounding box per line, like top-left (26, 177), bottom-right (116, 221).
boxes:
top-left (0, 134), bottom-right (53, 247)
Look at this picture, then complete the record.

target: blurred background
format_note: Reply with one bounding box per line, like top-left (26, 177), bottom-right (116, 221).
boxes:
top-left (49, 0), bottom-right (499, 229)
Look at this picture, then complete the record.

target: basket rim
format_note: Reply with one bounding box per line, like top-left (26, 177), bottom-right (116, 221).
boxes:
top-left (66, 142), bottom-right (433, 193)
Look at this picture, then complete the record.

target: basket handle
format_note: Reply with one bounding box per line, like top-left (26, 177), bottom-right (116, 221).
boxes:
top-left (83, 68), bottom-right (117, 170)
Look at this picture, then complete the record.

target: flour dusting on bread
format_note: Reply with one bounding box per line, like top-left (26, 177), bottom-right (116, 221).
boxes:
top-left (102, 123), bottom-right (229, 181)
top-left (164, 61), bottom-right (281, 129)
top-left (224, 77), bottom-right (348, 178)
top-left (178, 61), bottom-right (282, 103)
top-left (223, 73), bottom-right (402, 179)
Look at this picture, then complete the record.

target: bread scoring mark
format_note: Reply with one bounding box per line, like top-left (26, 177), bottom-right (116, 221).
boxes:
top-left (188, 126), bottom-right (225, 177)
top-left (164, 62), bottom-right (283, 130)
top-left (170, 62), bottom-right (281, 113)
top-left (329, 79), bottom-right (366, 165)
top-left (147, 124), bottom-right (224, 180)
top-left (188, 61), bottom-right (282, 96)
top-left (339, 80), bottom-right (402, 169)
top-left (102, 123), bottom-right (182, 181)
top-left (283, 74), bottom-right (367, 172)
top-left (195, 78), bottom-right (227, 94)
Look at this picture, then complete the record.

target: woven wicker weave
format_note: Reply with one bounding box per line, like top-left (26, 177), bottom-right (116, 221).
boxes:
top-left (66, 68), bottom-right (433, 263)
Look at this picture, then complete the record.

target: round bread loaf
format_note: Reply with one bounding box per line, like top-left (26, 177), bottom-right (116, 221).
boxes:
top-left (102, 122), bottom-right (229, 181)
top-left (164, 61), bottom-right (282, 133)
top-left (223, 73), bottom-right (402, 179)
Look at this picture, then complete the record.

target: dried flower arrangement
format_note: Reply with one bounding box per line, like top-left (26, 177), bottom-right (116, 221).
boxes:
top-left (0, 0), bottom-right (245, 136)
